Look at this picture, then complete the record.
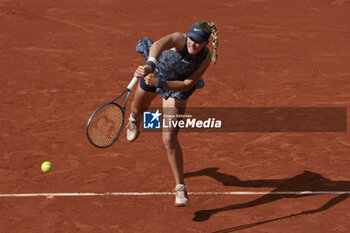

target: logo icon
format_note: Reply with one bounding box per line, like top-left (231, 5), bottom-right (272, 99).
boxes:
top-left (181, 58), bottom-right (190, 64)
top-left (143, 109), bottom-right (162, 129)
top-left (194, 28), bottom-right (201, 32)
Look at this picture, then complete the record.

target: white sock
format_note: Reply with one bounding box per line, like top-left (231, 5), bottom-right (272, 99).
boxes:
top-left (129, 113), bottom-right (137, 122)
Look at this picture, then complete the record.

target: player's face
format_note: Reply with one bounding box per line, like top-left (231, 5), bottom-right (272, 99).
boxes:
top-left (187, 37), bottom-right (208, 56)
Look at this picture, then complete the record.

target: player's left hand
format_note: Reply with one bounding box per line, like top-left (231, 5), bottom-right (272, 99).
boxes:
top-left (144, 73), bottom-right (159, 87)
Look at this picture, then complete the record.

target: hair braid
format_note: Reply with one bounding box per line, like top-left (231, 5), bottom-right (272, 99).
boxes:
top-left (208, 22), bottom-right (218, 65)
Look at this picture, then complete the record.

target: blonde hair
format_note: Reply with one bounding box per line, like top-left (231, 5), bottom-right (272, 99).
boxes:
top-left (193, 20), bottom-right (219, 65)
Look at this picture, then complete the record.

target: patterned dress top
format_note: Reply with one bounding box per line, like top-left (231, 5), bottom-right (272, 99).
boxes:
top-left (136, 37), bottom-right (208, 100)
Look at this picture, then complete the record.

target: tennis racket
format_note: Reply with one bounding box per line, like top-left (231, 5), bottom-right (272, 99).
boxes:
top-left (86, 77), bottom-right (138, 148)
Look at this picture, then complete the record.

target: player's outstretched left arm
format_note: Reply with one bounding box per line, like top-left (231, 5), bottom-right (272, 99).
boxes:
top-left (134, 32), bottom-right (186, 78)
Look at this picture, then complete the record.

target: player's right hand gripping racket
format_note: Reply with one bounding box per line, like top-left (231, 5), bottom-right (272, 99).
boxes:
top-left (86, 77), bottom-right (138, 148)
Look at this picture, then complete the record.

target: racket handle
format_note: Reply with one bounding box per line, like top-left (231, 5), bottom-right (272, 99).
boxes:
top-left (127, 77), bottom-right (138, 91)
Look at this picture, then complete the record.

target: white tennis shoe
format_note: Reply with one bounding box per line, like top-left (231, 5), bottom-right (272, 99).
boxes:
top-left (174, 184), bottom-right (190, 207)
top-left (126, 114), bottom-right (140, 142)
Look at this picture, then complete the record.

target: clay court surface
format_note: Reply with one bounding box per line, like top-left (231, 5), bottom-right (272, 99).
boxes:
top-left (1, 0), bottom-right (350, 232)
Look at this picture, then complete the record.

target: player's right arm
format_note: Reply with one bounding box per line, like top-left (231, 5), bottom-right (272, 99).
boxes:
top-left (148, 32), bottom-right (186, 58)
top-left (134, 32), bottom-right (186, 77)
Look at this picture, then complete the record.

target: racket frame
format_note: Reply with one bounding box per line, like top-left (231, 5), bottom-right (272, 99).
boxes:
top-left (86, 77), bottom-right (137, 148)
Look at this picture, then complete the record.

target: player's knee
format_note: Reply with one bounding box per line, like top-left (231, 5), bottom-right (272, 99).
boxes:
top-left (162, 134), bottom-right (177, 150)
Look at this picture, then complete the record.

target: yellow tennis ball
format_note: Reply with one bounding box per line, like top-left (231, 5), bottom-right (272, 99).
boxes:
top-left (41, 161), bottom-right (51, 173)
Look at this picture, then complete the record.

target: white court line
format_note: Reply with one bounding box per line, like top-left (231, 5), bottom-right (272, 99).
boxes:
top-left (1, 191), bottom-right (350, 198)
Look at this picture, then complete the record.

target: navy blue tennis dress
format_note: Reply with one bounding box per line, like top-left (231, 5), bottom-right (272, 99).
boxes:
top-left (136, 37), bottom-right (208, 100)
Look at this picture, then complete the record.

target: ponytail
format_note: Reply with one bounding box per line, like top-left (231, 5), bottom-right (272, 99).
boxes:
top-left (208, 22), bottom-right (218, 65)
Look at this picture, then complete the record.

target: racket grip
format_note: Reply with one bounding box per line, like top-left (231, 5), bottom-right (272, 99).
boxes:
top-left (127, 77), bottom-right (138, 91)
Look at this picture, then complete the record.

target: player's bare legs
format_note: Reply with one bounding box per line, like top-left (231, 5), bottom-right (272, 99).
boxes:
top-left (130, 83), bottom-right (157, 119)
top-left (162, 97), bottom-right (189, 206)
top-left (162, 97), bottom-right (187, 184)
top-left (127, 83), bottom-right (157, 141)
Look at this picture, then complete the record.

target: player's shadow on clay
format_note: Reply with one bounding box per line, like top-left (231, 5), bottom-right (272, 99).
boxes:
top-left (184, 168), bottom-right (350, 230)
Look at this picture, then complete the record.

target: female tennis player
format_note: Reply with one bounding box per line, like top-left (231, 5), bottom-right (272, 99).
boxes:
top-left (126, 20), bottom-right (218, 207)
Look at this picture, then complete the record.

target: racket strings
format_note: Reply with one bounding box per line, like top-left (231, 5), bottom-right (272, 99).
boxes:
top-left (88, 104), bottom-right (124, 147)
